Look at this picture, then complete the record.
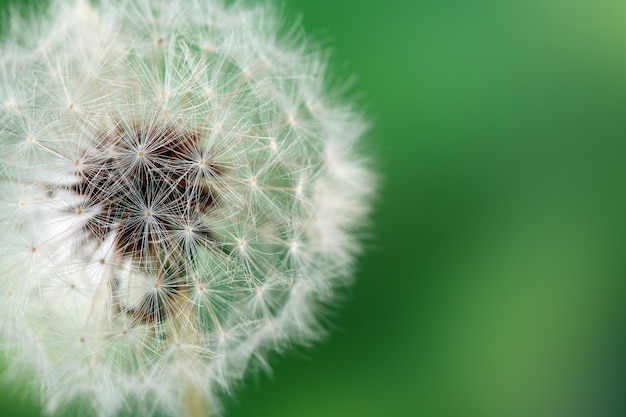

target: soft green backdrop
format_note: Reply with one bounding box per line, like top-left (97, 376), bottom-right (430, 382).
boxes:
top-left (2, 0), bottom-right (626, 416)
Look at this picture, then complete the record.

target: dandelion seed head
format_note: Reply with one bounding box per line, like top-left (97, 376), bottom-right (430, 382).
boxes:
top-left (0, 0), bottom-right (375, 415)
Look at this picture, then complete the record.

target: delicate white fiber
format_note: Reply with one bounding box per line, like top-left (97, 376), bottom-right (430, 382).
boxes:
top-left (0, 0), bottom-right (375, 415)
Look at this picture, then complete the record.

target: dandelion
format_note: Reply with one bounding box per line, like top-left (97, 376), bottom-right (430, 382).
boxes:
top-left (0, 0), bottom-right (375, 416)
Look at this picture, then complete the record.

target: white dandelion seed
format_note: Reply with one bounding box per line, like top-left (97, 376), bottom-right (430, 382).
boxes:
top-left (0, 0), bottom-right (375, 416)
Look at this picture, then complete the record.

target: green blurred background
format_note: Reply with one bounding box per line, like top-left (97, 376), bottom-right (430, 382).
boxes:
top-left (3, 0), bottom-right (626, 416)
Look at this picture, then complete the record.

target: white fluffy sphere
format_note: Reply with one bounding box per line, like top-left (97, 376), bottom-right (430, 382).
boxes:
top-left (0, 0), bottom-right (374, 415)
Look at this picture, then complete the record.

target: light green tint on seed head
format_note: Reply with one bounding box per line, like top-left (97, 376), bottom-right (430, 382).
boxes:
top-left (0, 0), bottom-right (374, 416)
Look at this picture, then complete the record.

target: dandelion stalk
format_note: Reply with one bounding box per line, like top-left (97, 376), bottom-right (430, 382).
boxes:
top-left (0, 0), bottom-right (375, 416)
top-left (172, 296), bottom-right (210, 417)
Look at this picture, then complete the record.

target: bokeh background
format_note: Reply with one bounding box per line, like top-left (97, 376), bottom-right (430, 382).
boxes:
top-left (2, 0), bottom-right (626, 416)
